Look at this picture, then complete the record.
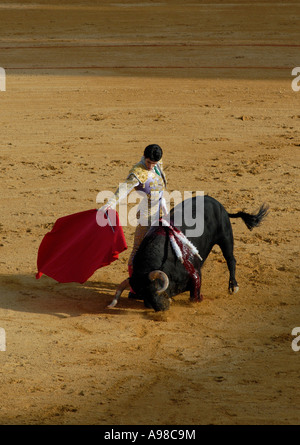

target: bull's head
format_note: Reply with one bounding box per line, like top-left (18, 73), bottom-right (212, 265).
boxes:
top-left (131, 269), bottom-right (171, 311)
top-left (108, 270), bottom-right (171, 311)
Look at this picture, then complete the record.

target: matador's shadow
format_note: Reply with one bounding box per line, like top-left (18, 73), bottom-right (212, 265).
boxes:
top-left (0, 273), bottom-right (144, 318)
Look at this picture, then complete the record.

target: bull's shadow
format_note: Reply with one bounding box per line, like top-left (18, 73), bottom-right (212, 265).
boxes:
top-left (0, 273), bottom-right (144, 318)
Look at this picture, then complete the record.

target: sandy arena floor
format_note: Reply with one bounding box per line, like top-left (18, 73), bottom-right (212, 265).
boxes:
top-left (0, 0), bottom-right (299, 425)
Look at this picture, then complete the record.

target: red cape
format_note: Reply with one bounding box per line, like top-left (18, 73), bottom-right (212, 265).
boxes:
top-left (36, 209), bottom-right (127, 283)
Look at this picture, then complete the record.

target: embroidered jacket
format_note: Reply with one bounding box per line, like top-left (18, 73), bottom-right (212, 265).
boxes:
top-left (104, 157), bottom-right (167, 220)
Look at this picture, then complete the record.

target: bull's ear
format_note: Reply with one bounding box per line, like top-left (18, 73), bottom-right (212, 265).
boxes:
top-left (148, 270), bottom-right (169, 293)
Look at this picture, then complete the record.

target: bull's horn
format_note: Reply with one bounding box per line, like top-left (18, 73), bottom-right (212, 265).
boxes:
top-left (148, 270), bottom-right (169, 294)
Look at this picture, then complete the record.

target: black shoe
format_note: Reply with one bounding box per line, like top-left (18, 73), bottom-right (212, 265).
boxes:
top-left (143, 300), bottom-right (153, 309)
top-left (128, 291), bottom-right (143, 300)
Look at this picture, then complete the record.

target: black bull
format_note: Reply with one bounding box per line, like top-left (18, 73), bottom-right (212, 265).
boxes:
top-left (109, 196), bottom-right (268, 311)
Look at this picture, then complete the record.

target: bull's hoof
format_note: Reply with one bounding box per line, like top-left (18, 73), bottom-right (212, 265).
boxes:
top-left (228, 278), bottom-right (239, 293)
top-left (190, 293), bottom-right (204, 303)
top-left (229, 285), bottom-right (239, 293)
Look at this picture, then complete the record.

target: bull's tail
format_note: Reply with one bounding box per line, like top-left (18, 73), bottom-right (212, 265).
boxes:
top-left (227, 203), bottom-right (269, 231)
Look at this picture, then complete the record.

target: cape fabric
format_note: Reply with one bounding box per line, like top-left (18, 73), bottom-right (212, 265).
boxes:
top-left (36, 209), bottom-right (127, 284)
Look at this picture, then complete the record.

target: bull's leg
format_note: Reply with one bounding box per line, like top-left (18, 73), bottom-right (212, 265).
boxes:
top-left (189, 283), bottom-right (204, 302)
top-left (219, 240), bottom-right (239, 293)
top-left (227, 257), bottom-right (239, 293)
top-left (189, 266), bottom-right (203, 302)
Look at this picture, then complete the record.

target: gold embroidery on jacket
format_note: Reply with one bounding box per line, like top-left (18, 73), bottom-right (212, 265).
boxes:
top-left (128, 161), bottom-right (166, 191)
